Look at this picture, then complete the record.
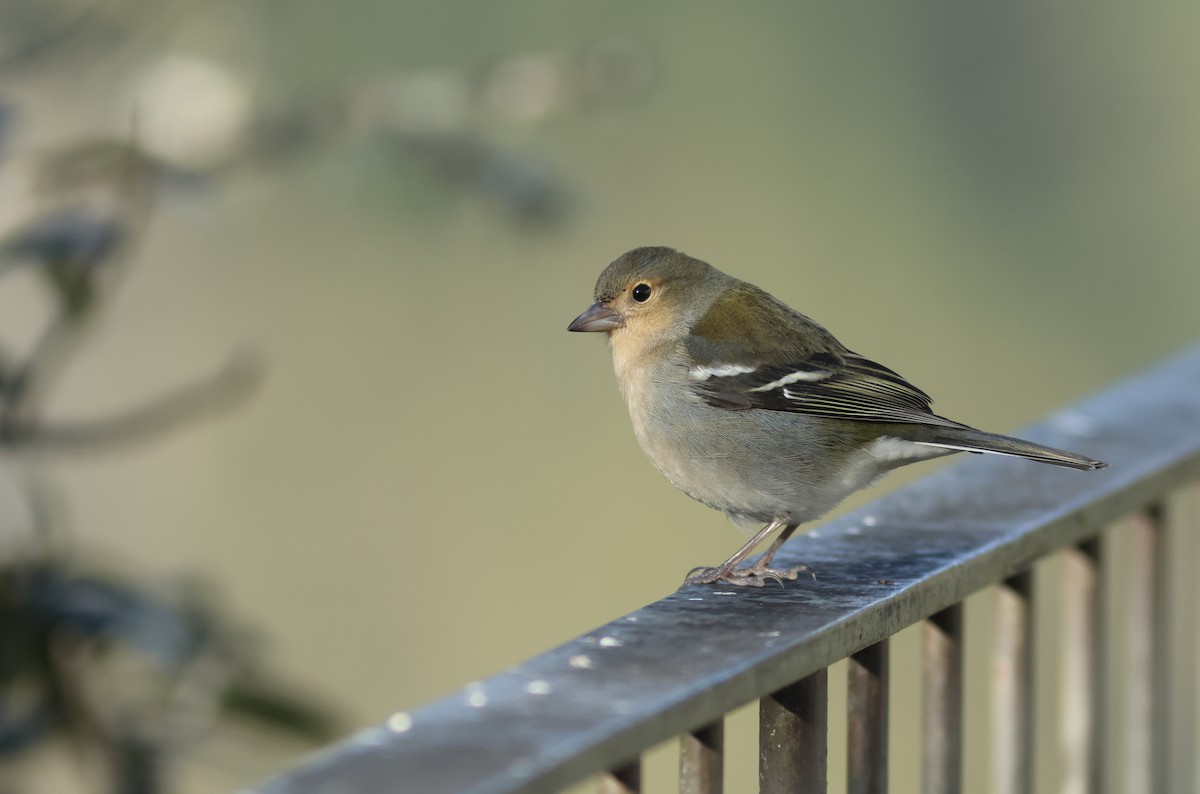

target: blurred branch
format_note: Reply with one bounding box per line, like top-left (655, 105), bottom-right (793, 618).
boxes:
top-left (0, 558), bottom-right (343, 792)
top-left (0, 135), bottom-right (262, 545)
top-left (0, 349), bottom-right (263, 452)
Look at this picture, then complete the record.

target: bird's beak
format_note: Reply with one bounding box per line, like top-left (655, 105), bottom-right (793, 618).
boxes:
top-left (567, 302), bottom-right (624, 332)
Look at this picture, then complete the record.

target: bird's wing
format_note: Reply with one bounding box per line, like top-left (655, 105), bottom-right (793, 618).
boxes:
top-left (686, 286), bottom-right (965, 428)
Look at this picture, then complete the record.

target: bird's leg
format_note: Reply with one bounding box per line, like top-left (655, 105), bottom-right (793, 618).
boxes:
top-left (682, 522), bottom-right (811, 588)
top-left (737, 523), bottom-right (813, 581)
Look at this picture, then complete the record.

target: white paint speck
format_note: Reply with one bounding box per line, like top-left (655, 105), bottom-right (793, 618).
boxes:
top-left (569, 654), bottom-right (593, 669)
top-left (599, 636), bottom-right (623, 648)
top-left (465, 682), bottom-right (488, 707)
top-left (354, 727), bottom-right (390, 747)
top-left (387, 712), bottom-right (413, 733)
top-left (509, 759), bottom-right (535, 778)
top-left (863, 515), bottom-right (878, 527)
top-left (1053, 411), bottom-right (1099, 437)
top-left (526, 680), bottom-right (552, 695)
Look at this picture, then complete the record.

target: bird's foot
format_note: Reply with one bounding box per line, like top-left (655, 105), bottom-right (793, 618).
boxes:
top-left (682, 560), bottom-right (813, 589)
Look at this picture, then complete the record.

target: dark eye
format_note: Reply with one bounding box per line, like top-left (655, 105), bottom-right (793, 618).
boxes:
top-left (632, 283), bottom-right (652, 302)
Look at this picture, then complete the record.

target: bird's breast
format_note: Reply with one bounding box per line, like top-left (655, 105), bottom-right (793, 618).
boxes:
top-left (615, 366), bottom-right (863, 525)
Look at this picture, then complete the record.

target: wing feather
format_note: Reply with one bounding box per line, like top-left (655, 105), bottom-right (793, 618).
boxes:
top-left (686, 287), bottom-right (962, 428)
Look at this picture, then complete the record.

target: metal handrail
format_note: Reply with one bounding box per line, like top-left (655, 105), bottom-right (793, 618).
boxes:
top-left (257, 345), bottom-right (1200, 794)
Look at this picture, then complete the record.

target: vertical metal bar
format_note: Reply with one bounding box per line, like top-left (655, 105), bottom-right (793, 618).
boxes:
top-left (993, 569), bottom-right (1034, 794)
top-left (1150, 504), bottom-right (1171, 794)
top-left (1152, 491), bottom-right (1197, 794)
top-left (597, 759), bottom-right (641, 794)
top-left (1171, 486), bottom-right (1199, 794)
top-left (1061, 538), bottom-right (1106, 794)
top-left (1184, 484), bottom-right (1200, 794)
top-left (1126, 509), bottom-right (1162, 794)
top-left (680, 719), bottom-right (723, 794)
top-left (848, 639), bottom-right (889, 794)
top-left (923, 604), bottom-right (963, 794)
top-left (1129, 500), bottom-right (1191, 794)
top-left (760, 668), bottom-right (828, 794)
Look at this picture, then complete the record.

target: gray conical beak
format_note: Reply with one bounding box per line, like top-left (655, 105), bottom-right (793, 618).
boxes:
top-left (567, 302), bottom-right (624, 332)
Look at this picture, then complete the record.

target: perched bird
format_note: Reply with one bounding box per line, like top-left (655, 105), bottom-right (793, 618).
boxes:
top-left (568, 247), bottom-right (1107, 588)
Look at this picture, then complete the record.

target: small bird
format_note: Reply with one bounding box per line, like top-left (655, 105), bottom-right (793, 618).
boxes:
top-left (568, 247), bottom-right (1107, 588)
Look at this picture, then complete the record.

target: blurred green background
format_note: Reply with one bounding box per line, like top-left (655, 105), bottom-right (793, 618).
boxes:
top-left (1, 1), bottom-right (1198, 791)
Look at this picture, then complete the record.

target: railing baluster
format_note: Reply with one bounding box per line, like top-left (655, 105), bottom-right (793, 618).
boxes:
top-left (598, 759), bottom-right (641, 794)
top-left (923, 604), bottom-right (963, 794)
top-left (680, 719), bottom-right (723, 794)
top-left (1127, 509), bottom-right (1160, 794)
top-left (760, 668), bottom-right (828, 793)
top-left (1170, 486), bottom-right (1200, 794)
top-left (994, 570), bottom-right (1034, 794)
top-left (1129, 500), bottom-right (1191, 794)
top-left (1149, 491), bottom-right (1199, 794)
top-left (1061, 538), bottom-right (1106, 794)
top-left (1149, 505), bottom-right (1171, 794)
top-left (848, 640), bottom-right (889, 794)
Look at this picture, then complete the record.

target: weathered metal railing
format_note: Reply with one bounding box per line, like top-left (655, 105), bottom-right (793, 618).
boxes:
top-left (258, 345), bottom-right (1200, 794)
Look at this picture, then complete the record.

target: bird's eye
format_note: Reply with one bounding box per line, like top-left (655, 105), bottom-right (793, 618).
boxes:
top-left (632, 283), bottom-right (652, 302)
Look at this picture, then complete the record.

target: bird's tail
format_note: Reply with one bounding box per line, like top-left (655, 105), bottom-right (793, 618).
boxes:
top-left (913, 426), bottom-right (1107, 471)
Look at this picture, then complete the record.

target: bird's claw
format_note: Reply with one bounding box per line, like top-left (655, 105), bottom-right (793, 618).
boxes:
top-left (681, 562), bottom-right (812, 589)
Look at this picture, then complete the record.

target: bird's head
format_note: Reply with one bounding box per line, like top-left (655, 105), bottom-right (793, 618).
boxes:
top-left (567, 247), bottom-right (725, 347)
